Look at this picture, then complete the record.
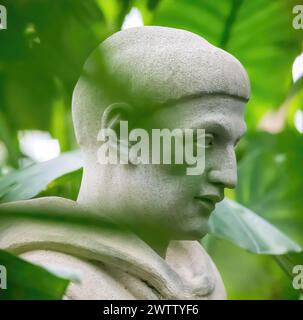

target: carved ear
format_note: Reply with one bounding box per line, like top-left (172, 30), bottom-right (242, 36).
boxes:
top-left (100, 102), bottom-right (135, 164)
top-left (101, 102), bottom-right (133, 132)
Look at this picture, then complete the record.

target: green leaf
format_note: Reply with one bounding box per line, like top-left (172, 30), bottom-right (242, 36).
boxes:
top-left (147, 0), bottom-right (162, 11)
top-left (0, 249), bottom-right (70, 300)
top-left (203, 234), bottom-right (301, 299)
top-left (0, 151), bottom-right (83, 203)
top-left (209, 198), bottom-right (302, 254)
top-left (274, 253), bottom-right (303, 295)
top-left (235, 131), bottom-right (303, 247)
top-left (0, 112), bottom-right (20, 168)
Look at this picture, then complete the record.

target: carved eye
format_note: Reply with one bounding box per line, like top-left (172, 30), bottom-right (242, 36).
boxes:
top-left (204, 133), bottom-right (214, 148)
top-left (192, 132), bottom-right (214, 151)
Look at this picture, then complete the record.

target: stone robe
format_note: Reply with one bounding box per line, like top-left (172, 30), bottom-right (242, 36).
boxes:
top-left (0, 197), bottom-right (226, 299)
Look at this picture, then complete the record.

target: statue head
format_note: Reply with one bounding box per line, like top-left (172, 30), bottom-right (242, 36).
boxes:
top-left (72, 26), bottom-right (250, 243)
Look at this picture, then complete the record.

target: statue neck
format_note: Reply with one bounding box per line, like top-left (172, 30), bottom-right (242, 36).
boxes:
top-left (133, 228), bottom-right (170, 259)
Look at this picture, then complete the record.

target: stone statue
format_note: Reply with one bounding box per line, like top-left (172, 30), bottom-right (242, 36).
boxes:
top-left (0, 26), bottom-right (250, 299)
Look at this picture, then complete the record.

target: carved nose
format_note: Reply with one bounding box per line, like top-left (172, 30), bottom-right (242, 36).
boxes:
top-left (208, 169), bottom-right (237, 189)
top-left (207, 147), bottom-right (238, 189)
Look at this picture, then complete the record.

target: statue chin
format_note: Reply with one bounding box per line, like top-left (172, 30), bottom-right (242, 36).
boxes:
top-left (0, 25), bottom-right (250, 300)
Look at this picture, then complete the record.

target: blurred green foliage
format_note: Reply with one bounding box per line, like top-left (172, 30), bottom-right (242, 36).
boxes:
top-left (0, 0), bottom-right (303, 299)
top-left (0, 249), bottom-right (70, 300)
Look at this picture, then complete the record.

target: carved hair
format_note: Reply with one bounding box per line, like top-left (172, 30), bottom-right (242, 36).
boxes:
top-left (72, 26), bottom-right (250, 148)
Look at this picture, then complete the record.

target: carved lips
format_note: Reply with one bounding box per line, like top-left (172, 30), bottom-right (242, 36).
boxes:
top-left (194, 194), bottom-right (222, 216)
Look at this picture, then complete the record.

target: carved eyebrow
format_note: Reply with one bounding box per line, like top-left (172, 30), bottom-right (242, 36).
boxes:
top-left (194, 120), bottom-right (246, 143)
top-left (161, 93), bottom-right (248, 109)
top-left (194, 121), bottom-right (229, 135)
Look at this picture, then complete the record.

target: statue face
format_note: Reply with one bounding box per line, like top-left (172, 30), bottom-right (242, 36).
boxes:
top-left (105, 95), bottom-right (247, 240)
